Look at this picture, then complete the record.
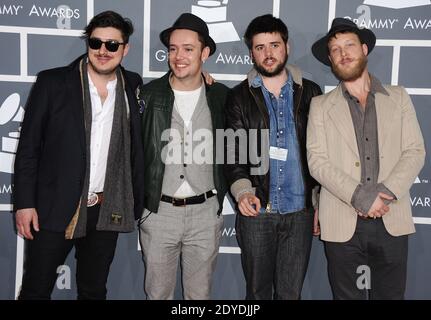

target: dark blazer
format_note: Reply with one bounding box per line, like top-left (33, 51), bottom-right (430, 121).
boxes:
top-left (13, 55), bottom-right (145, 232)
top-left (139, 72), bottom-right (229, 215)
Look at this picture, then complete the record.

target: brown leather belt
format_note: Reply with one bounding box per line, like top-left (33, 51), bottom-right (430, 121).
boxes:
top-left (87, 192), bottom-right (103, 207)
top-left (161, 190), bottom-right (216, 207)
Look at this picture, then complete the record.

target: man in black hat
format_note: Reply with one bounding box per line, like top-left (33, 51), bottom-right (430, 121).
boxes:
top-left (224, 14), bottom-right (322, 300)
top-left (307, 17), bottom-right (425, 299)
top-left (137, 13), bottom-right (229, 299)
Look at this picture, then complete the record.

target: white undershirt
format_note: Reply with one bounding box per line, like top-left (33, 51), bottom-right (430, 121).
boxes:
top-left (172, 85), bottom-right (202, 127)
top-left (172, 85), bottom-right (203, 197)
top-left (88, 74), bottom-right (117, 193)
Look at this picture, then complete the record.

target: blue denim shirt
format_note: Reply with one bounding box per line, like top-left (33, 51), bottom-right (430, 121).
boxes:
top-left (251, 73), bottom-right (305, 214)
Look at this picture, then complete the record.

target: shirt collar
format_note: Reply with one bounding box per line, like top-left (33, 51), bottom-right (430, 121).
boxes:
top-left (87, 72), bottom-right (118, 92)
top-left (369, 74), bottom-right (389, 96)
top-left (250, 70), bottom-right (293, 92)
top-left (341, 73), bottom-right (389, 100)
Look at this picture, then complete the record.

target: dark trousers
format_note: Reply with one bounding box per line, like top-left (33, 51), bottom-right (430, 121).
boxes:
top-left (18, 205), bottom-right (119, 300)
top-left (325, 217), bottom-right (408, 300)
top-left (236, 208), bottom-right (313, 300)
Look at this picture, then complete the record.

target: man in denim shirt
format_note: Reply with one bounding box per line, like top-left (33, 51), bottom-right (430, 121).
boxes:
top-left (225, 15), bottom-right (322, 299)
top-left (254, 71), bottom-right (306, 214)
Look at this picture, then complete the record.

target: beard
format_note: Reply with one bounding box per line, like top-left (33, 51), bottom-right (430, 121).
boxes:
top-left (331, 54), bottom-right (368, 82)
top-left (253, 54), bottom-right (288, 78)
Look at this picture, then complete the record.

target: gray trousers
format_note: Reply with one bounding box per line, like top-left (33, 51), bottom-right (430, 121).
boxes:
top-left (139, 196), bottom-right (223, 300)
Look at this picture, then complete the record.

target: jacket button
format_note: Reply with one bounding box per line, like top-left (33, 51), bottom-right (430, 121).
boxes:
top-left (355, 162), bottom-right (360, 167)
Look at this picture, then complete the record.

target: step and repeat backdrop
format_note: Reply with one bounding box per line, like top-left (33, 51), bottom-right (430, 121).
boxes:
top-left (0, 0), bottom-right (430, 299)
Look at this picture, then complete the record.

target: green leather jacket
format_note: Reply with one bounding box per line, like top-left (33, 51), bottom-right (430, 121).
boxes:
top-left (139, 72), bottom-right (229, 214)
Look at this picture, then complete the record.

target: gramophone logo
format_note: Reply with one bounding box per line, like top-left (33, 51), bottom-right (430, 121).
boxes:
top-left (0, 93), bottom-right (24, 174)
top-left (191, 0), bottom-right (240, 43)
top-left (363, 0), bottom-right (431, 9)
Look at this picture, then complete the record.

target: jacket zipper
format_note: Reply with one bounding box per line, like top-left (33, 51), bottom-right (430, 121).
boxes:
top-left (249, 87), bottom-right (270, 206)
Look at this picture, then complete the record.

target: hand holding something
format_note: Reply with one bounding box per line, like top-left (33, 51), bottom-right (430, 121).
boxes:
top-left (238, 194), bottom-right (261, 217)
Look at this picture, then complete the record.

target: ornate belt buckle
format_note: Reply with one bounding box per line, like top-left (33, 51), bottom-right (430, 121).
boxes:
top-left (87, 192), bottom-right (99, 207)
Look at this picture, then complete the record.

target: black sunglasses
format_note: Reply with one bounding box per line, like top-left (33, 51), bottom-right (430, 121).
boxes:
top-left (88, 38), bottom-right (125, 52)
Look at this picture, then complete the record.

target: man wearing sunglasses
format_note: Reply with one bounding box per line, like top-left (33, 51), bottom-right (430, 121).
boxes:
top-left (14, 11), bottom-right (144, 299)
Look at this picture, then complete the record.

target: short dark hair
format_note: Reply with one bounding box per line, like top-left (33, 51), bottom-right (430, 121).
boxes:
top-left (84, 11), bottom-right (134, 43)
top-left (197, 33), bottom-right (206, 51)
top-left (244, 14), bottom-right (288, 50)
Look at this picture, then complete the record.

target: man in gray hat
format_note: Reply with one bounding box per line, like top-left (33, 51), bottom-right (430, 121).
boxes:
top-left (307, 17), bottom-right (425, 299)
top-left (137, 13), bottom-right (228, 300)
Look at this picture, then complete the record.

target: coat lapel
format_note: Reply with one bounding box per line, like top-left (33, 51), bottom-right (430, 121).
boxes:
top-left (67, 62), bottom-right (86, 152)
top-left (328, 86), bottom-right (360, 157)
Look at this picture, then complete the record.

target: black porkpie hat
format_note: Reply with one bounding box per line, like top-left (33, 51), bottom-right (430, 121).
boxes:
top-left (160, 13), bottom-right (216, 56)
top-left (312, 17), bottom-right (376, 66)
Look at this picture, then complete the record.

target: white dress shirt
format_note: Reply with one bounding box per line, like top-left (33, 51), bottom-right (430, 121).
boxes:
top-left (88, 74), bottom-right (117, 193)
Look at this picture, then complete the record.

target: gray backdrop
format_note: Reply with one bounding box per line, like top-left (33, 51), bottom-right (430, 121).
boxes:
top-left (0, 0), bottom-right (430, 299)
